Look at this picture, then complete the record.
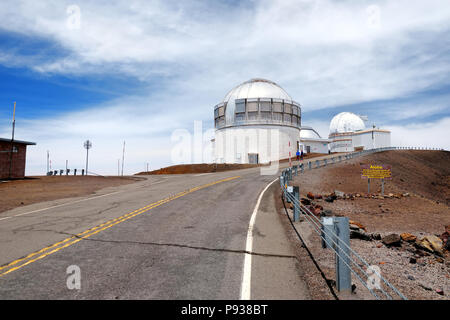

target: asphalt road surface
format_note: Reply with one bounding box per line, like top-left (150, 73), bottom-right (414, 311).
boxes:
top-left (0, 157), bottom-right (336, 300)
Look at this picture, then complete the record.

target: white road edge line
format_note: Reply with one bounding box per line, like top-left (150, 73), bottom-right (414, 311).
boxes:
top-left (0, 191), bottom-right (122, 222)
top-left (240, 177), bottom-right (279, 300)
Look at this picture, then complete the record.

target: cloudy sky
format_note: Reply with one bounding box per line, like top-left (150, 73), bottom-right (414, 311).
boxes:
top-left (0, 0), bottom-right (449, 175)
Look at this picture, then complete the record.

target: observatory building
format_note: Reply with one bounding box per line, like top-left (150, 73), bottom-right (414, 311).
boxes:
top-left (299, 126), bottom-right (331, 154)
top-left (328, 112), bottom-right (391, 152)
top-left (213, 78), bottom-right (328, 164)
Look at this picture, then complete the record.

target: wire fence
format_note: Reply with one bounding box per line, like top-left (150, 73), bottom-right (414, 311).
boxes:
top-left (280, 146), bottom-right (410, 300)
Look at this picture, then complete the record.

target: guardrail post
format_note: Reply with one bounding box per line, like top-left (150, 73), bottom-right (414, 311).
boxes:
top-left (321, 217), bottom-right (352, 292)
top-left (316, 160), bottom-right (320, 168)
top-left (286, 185), bottom-right (292, 203)
top-left (324, 159), bottom-right (327, 166)
top-left (301, 163), bottom-right (304, 174)
top-left (74, 169), bottom-right (77, 176)
top-left (293, 186), bottom-right (300, 222)
top-left (334, 217), bottom-right (352, 292)
top-left (308, 161), bottom-right (312, 170)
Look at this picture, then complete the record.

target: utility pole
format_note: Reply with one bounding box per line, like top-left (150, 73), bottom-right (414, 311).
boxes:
top-left (118, 159), bottom-right (120, 176)
top-left (121, 141), bottom-right (125, 176)
top-left (47, 150), bottom-right (50, 174)
top-left (65, 160), bottom-right (68, 172)
top-left (84, 140), bottom-right (92, 175)
top-left (8, 102), bottom-right (16, 179)
top-left (147, 162), bottom-right (149, 172)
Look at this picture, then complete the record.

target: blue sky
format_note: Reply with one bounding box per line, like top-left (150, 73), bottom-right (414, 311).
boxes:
top-left (0, 0), bottom-right (449, 175)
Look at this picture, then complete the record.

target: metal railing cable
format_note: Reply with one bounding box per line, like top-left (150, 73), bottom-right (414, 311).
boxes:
top-left (284, 190), bottom-right (407, 300)
top-left (284, 190), bottom-right (392, 300)
top-left (281, 147), bottom-right (409, 300)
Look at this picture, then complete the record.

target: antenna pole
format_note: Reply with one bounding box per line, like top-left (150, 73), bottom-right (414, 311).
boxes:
top-left (121, 141), bottom-right (125, 176)
top-left (8, 102), bottom-right (16, 179)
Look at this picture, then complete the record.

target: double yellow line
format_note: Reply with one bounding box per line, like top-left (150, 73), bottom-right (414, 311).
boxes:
top-left (0, 175), bottom-right (240, 277)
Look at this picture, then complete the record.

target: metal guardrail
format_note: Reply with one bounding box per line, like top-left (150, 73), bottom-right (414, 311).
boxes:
top-left (279, 147), bottom-right (409, 300)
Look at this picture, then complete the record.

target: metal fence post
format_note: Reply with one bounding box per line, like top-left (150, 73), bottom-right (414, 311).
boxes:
top-left (308, 162), bottom-right (312, 170)
top-left (293, 186), bottom-right (300, 222)
top-left (334, 217), bottom-right (352, 292)
top-left (316, 160), bottom-right (319, 168)
top-left (301, 163), bottom-right (304, 174)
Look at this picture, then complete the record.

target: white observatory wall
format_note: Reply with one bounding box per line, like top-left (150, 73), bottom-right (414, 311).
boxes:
top-left (353, 131), bottom-right (391, 150)
top-left (300, 141), bottom-right (329, 154)
top-left (374, 131), bottom-right (391, 148)
top-left (214, 125), bottom-right (300, 164)
top-left (330, 138), bottom-right (353, 152)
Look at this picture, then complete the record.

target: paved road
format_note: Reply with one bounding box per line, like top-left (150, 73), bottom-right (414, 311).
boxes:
top-left (0, 156), bottom-right (338, 299)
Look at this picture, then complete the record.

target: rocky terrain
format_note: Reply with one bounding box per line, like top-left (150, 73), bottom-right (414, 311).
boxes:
top-left (283, 150), bottom-right (450, 300)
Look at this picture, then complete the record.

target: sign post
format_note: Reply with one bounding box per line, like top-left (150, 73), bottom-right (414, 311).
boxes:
top-left (361, 164), bottom-right (392, 194)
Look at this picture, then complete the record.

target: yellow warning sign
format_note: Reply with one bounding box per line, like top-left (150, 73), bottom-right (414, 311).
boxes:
top-left (361, 164), bottom-right (392, 180)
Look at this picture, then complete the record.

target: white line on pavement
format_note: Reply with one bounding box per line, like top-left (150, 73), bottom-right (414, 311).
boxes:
top-left (240, 177), bottom-right (279, 300)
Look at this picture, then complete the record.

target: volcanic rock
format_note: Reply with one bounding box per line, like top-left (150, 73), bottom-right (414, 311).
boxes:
top-left (382, 234), bottom-right (402, 247)
top-left (400, 233), bottom-right (417, 242)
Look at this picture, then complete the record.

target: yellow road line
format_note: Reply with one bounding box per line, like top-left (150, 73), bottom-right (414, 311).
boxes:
top-left (0, 176), bottom-right (240, 277)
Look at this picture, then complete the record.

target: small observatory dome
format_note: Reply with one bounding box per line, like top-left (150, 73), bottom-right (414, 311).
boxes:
top-left (329, 112), bottom-right (365, 136)
top-left (300, 127), bottom-right (322, 139)
top-left (214, 78), bottom-right (301, 129)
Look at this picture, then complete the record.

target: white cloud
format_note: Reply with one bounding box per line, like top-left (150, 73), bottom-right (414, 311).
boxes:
top-left (0, 0), bottom-right (449, 174)
top-left (387, 117), bottom-right (450, 150)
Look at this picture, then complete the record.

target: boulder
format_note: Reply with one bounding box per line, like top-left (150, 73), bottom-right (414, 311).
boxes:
top-left (439, 230), bottom-right (449, 251)
top-left (382, 234), bottom-right (402, 247)
top-left (370, 233), bottom-right (382, 240)
top-left (307, 192), bottom-right (315, 200)
top-left (418, 235), bottom-right (444, 255)
top-left (400, 233), bottom-right (417, 242)
top-left (300, 198), bottom-right (311, 205)
top-left (321, 209), bottom-right (333, 217)
top-left (325, 197), bottom-right (334, 203)
top-left (312, 207), bottom-right (322, 216)
top-left (314, 204), bottom-right (323, 211)
top-left (349, 220), bottom-right (367, 231)
top-left (334, 190), bottom-right (345, 197)
top-left (350, 229), bottom-right (372, 241)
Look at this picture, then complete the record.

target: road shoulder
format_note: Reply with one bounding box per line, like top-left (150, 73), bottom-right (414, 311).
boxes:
top-left (250, 181), bottom-right (312, 299)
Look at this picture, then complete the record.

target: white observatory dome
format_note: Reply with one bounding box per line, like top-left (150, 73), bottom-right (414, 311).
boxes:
top-left (300, 127), bottom-right (322, 139)
top-left (214, 78), bottom-right (301, 129)
top-left (329, 112), bottom-right (365, 135)
top-left (223, 78), bottom-right (292, 103)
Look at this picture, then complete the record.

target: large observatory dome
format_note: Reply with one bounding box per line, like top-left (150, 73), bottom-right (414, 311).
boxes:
top-left (329, 112), bottom-right (365, 136)
top-left (214, 78), bottom-right (301, 129)
top-left (223, 78), bottom-right (292, 103)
